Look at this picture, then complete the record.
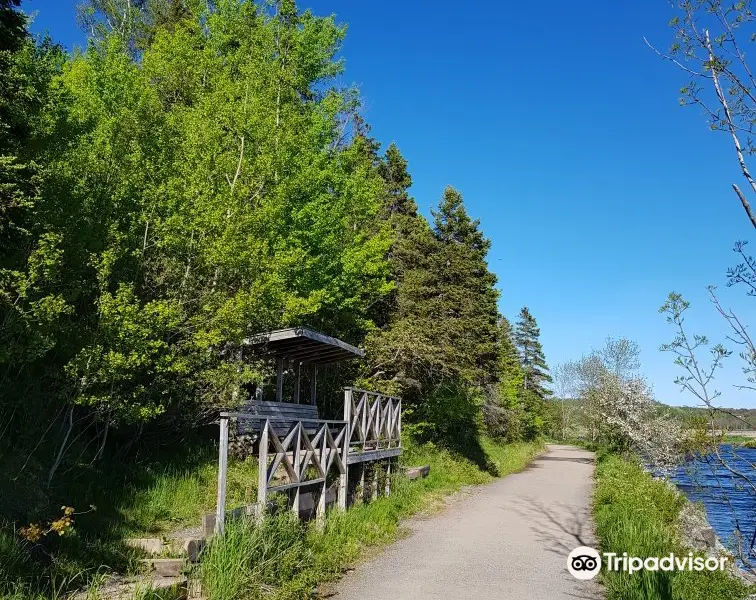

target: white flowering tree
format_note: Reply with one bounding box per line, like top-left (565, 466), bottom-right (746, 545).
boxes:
top-left (562, 338), bottom-right (683, 467)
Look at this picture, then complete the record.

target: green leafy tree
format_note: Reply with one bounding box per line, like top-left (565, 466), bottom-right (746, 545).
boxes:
top-left (1, 0), bottom-right (393, 486)
top-left (0, 0), bottom-right (25, 54)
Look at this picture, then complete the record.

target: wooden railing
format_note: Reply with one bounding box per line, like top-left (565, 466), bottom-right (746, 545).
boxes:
top-left (216, 413), bottom-right (348, 533)
top-left (344, 388), bottom-right (402, 452)
top-left (215, 389), bottom-right (403, 533)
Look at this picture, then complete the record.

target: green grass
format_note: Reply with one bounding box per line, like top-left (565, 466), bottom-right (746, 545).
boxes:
top-left (118, 454), bottom-right (259, 536)
top-left (593, 453), bottom-right (754, 600)
top-left (719, 435), bottom-right (756, 448)
top-left (200, 438), bottom-right (543, 600)
top-left (0, 436), bottom-right (542, 600)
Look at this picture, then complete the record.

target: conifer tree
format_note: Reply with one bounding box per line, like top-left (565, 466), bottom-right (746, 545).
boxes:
top-left (514, 306), bottom-right (552, 399)
top-left (431, 186), bottom-right (499, 385)
top-left (366, 185), bottom-right (499, 449)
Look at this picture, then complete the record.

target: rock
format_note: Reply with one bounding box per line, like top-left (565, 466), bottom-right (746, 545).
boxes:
top-left (180, 538), bottom-right (205, 563)
top-left (678, 502), bottom-right (716, 551)
top-left (404, 465), bottom-right (430, 480)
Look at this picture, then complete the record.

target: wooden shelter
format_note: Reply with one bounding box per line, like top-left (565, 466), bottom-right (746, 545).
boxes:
top-left (215, 328), bottom-right (402, 533)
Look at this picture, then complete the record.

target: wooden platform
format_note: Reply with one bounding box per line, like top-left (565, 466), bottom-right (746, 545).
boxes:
top-left (347, 447), bottom-right (402, 464)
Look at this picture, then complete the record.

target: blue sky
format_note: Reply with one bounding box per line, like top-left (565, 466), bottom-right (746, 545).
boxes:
top-left (24, 0), bottom-right (756, 408)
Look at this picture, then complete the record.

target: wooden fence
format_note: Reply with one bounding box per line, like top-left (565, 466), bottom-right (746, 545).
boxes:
top-left (215, 388), bottom-right (402, 534)
top-left (344, 387), bottom-right (402, 462)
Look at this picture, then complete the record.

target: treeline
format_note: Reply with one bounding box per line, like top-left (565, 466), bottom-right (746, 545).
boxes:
top-left (0, 0), bottom-right (552, 513)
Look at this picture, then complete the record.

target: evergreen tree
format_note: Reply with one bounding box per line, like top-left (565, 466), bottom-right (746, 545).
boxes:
top-left (514, 306), bottom-right (552, 399)
top-left (366, 185), bottom-right (499, 452)
top-left (431, 186), bottom-right (499, 385)
top-left (378, 143), bottom-right (416, 218)
top-left (0, 0), bottom-right (25, 54)
top-left (483, 315), bottom-right (525, 440)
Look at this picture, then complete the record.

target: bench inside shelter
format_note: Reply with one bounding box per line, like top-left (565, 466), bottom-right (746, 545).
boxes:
top-left (236, 328), bottom-right (363, 436)
top-left (237, 400), bottom-right (320, 435)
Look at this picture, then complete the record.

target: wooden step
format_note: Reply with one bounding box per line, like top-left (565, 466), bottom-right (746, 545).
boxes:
top-left (124, 538), bottom-right (164, 554)
top-left (125, 537), bottom-right (205, 562)
top-left (70, 574), bottom-right (187, 600)
top-left (141, 558), bottom-right (187, 578)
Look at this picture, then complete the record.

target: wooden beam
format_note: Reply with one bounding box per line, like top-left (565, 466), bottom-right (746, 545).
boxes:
top-left (276, 359), bottom-right (283, 403)
top-left (310, 364), bottom-right (317, 405)
top-left (293, 362), bottom-right (301, 404)
top-left (292, 424), bottom-right (302, 515)
top-left (346, 447), bottom-right (402, 464)
top-left (215, 416), bottom-right (229, 535)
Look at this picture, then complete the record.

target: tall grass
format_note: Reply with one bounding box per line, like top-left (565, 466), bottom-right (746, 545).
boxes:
top-left (594, 454), bottom-right (753, 600)
top-left (0, 436), bottom-right (541, 600)
top-left (200, 438), bottom-right (543, 600)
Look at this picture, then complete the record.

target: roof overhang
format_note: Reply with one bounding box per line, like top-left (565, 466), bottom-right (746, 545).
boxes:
top-left (243, 327), bottom-right (364, 365)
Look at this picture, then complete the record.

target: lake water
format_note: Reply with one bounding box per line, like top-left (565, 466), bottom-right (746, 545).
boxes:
top-left (670, 445), bottom-right (756, 557)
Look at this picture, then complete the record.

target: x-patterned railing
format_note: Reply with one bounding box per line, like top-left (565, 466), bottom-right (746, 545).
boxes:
top-left (215, 413), bottom-right (348, 533)
top-left (344, 387), bottom-right (402, 452)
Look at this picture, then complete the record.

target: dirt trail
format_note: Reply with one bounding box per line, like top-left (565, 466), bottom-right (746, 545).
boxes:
top-left (335, 444), bottom-right (604, 600)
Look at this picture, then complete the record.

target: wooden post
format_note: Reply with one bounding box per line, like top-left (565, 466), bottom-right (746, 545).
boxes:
top-left (397, 399), bottom-right (402, 449)
top-left (257, 419), bottom-right (269, 523)
top-left (309, 364), bottom-right (317, 404)
top-left (276, 359), bottom-right (284, 402)
top-left (359, 464), bottom-right (366, 504)
top-left (293, 362), bottom-right (301, 404)
top-left (338, 389), bottom-right (351, 511)
top-left (215, 415), bottom-right (229, 535)
top-left (371, 463), bottom-right (378, 502)
top-left (292, 423), bottom-right (302, 516)
top-left (315, 423), bottom-right (326, 530)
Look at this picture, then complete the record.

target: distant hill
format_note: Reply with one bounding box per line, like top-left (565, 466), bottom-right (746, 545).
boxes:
top-left (660, 405), bottom-right (756, 430)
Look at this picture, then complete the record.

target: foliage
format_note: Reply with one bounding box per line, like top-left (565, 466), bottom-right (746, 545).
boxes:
top-left (594, 453), bottom-right (753, 600)
top-left (1, 0), bottom-right (394, 498)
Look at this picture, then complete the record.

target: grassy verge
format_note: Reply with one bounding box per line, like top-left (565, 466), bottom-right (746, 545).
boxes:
top-left (723, 435), bottom-right (756, 448)
top-left (593, 453), bottom-right (754, 600)
top-left (200, 438), bottom-right (543, 600)
top-left (0, 437), bottom-right (541, 600)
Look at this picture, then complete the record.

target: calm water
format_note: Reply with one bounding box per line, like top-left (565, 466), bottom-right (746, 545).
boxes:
top-left (670, 445), bottom-right (756, 556)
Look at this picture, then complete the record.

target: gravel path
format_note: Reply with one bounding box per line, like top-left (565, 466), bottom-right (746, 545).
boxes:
top-left (335, 444), bottom-right (604, 600)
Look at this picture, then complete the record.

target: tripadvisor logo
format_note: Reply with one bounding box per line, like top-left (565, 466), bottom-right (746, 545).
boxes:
top-left (567, 546), bottom-right (728, 580)
top-left (568, 546), bottom-right (602, 580)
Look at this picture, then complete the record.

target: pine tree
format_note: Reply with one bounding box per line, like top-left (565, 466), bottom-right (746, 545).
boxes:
top-left (378, 143), bottom-right (417, 218)
top-left (514, 307), bottom-right (552, 399)
top-left (431, 186), bottom-right (499, 385)
top-left (366, 185), bottom-right (500, 449)
top-left (482, 315), bottom-right (525, 440)
top-left (0, 0), bottom-right (25, 54)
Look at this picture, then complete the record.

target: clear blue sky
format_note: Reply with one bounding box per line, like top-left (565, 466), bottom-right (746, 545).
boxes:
top-left (23, 0), bottom-right (756, 408)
